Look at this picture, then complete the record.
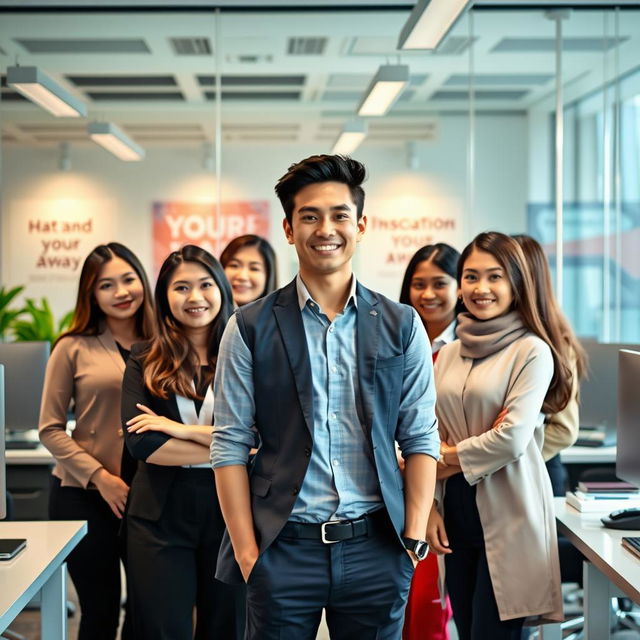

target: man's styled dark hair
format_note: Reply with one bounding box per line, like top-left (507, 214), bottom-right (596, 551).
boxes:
top-left (274, 154), bottom-right (366, 225)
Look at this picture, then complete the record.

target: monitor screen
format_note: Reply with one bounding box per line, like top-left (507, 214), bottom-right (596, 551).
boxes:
top-left (0, 341), bottom-right (50, 437)
top-left (617, 349), bottom-right (640, 488)
top-left (579, 340), bottom-right (640, 435)
top-left (0, 365), bottom-right (5, 520)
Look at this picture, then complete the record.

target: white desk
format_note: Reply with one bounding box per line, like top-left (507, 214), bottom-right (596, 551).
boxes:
top-left (0, 520), bottom-right (87, 639)
top-left (560, 445), bottom-right (616, 465)
top-left (6, 445), bottom-right (55, 466)
top-left (553, 497), bottom-right (640, 639)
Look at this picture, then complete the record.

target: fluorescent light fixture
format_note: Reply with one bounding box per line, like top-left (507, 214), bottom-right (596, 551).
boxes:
top-left (88, 122), bottom-right (145, 162)
top-left (398, 0), bottom-right (472, 50)
top-left (7, 65), bottom-right (87, 118)
top-left (332, 120), bottom-right (368, 156)
top-left (357, 65), bottom-right (409, 117)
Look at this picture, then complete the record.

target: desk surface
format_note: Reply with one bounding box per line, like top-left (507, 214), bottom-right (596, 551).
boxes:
top-left (560, 445), bottom-right (616, 464)
top-left (0, 520), bottom-right (87, 627)
top-left (6, 445), bottom-right (55, 465)
top-left (554, 497), bottom-right (640, 603)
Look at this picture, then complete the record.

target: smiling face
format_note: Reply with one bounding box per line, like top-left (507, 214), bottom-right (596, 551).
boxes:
top-left (460, 248), bottom-right (514, 320)
top-left (167, 261), bottom-right (221, 332)
top-left (409, 258), bottom-right (459, 330)
top-left (93, 256), bottom-right (144, 321)
top-left (282, 181), bottom-right (366, 281)
top-left (223, 245), bottom-right (267, 306)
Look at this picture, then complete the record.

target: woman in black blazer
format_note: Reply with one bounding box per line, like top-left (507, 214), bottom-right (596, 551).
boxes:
top-left (122, 245), bottom-right (244, 640)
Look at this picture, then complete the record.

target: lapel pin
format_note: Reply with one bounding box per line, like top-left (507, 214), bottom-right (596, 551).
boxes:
top-left (369, 310), bottom-right (378, 317)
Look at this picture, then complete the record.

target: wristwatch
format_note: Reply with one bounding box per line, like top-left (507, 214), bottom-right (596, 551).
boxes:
top-left (402, 536), bottom-right (429, 561)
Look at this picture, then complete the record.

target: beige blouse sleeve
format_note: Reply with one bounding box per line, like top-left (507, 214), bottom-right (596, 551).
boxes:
top-left (542, 351), bottom-right (579, 460)
top-left (38, 338), bottom-right (103, 488)
top-left (457, 341), bottom-right (553, 485)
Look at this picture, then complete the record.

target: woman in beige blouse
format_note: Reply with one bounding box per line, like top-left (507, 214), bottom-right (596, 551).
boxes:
top-left (38, 243), bottom-right (154, 640)
top-left (427, 232), bottom-right (573, 639)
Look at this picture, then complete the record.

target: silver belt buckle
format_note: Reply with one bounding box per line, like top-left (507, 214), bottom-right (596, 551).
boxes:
top-left (321, 520), bottom-right (342, 544)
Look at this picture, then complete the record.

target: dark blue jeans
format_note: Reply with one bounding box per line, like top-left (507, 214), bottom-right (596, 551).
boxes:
top-left (444, 474), bottom-right (525, 640)
top-left (245, 513), bottom-right (414, 640)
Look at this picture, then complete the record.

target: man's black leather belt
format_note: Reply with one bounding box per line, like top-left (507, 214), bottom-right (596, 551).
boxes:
top-left (281, 509), bottom-right (387, 544)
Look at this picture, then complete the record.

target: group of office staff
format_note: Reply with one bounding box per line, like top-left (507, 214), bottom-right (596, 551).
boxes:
top-left (36, 153), bottom-right (585, 640)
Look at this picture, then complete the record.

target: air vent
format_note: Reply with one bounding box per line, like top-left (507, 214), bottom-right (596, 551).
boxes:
top-left (16, 38), bottom-right (150, 54)
top-left (87, 91), bottom-right (184, 101)
top-left (169, 37), bottom-right (212, 56)
top-left (435, 36), bottom-right (476, 56)
top-left (492, 37), bottom-right (627, 53)
top-left (68, 75), bottom-right (177, 87)
top-left (225, 54), bottom-right (273, 64)
top-left (204, 91), bottom-right (300, 101)
top-left (444, 74), bottom-right (553, 87)
top-left (430, 90), bottom-right (529, 101)
top-left (223, 124), bottom-right (299, 133)
top-left (287, 37), bottom-right (327, 56)
top-left (224, 134), bottom-right (298, 142)
top-left (198, 75), bottom-right (305, 87)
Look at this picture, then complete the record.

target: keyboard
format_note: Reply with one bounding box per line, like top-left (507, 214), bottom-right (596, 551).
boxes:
top-left (622, 537), bottom-right (640, 560)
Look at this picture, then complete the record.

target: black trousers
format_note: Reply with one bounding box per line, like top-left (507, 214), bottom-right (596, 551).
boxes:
top-left (49, 475), bottom-right (128, 640)
top-left (444, 474), bottom-right (525, 640)
top-left (126, 468), bottom-right (245, 640)
top-left (246, 510), bottom-right (413, 640)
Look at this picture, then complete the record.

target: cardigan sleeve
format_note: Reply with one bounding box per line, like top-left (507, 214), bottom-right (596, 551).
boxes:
top-left (542, 350), bottom-right (579, 460)
top-left (122, 345), bottom-right (171, 461)
top-left (38, 337), bottom-right (103, 488)
top-left (457, 339), bottom-right (553, 485)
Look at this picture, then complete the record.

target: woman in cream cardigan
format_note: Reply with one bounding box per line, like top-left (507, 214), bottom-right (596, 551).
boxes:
top-left (39, 243), bottom-right (154, 640)
top-left (427, 232), bottom-right (572, 639)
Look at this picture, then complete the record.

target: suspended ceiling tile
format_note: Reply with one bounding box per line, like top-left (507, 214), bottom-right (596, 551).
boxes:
top-left (491, 37), bottom-right (628, 53)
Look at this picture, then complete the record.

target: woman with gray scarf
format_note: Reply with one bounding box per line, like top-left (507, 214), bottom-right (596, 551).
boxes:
top-left (426, 232), bottom-right (573, 639)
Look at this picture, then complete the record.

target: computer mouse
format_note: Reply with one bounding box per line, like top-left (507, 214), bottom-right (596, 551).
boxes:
top-left (601, 507), bottom-right (640, 530)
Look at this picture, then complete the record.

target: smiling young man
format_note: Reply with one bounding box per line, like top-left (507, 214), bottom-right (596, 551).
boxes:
top-left (211, 155), bottom-right (439, 640)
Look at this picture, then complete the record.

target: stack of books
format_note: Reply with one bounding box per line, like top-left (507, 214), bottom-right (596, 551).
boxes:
top-left (565, 481), bottom-right (640, 513)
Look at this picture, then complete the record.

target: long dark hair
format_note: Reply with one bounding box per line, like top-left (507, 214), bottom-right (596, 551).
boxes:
top-left (399, 243), bottom-right (464, 314)
top-left (57, 242), bottom-right (154, 346)
top-left (512, 234), bottom-right (587, 380)
top-left (220, 234), bottom-right (278, 299)
top-left (142, 245), bottom-right (234, 400)
top-left (459, 232), bottom-right (572, 414)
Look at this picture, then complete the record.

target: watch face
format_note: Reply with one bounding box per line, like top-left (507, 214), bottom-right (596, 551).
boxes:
top-left (415, 540), bottom-right (429, 560)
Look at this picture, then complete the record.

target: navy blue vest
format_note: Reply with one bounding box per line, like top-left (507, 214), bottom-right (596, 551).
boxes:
top-left (216, 278), bottom-right (415, 584)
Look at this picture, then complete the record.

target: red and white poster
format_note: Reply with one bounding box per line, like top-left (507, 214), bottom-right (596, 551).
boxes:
top-left (152, 200), bottom-right (270, 274)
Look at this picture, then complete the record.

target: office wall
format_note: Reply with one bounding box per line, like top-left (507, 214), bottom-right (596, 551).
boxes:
top-left (1, 112), bottom-right (527, 318)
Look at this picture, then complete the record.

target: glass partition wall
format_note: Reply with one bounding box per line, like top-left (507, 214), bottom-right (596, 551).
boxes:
top-left (1, 4), bottom-right (639, 341)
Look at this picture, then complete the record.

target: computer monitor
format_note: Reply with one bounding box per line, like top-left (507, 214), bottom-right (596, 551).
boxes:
top-left (617, 349), bottom-right (640, 488)
top-left (578, 339), bottom-right (640, 443)
top-left (0, 365), bottom-right (6, 520)
top-left (0, 341), bottom-right (50, 441)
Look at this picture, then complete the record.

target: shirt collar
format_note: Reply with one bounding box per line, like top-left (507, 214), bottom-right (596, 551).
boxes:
top-left (295, 273), bottom-right (358, 312)
top-left (431, 319), bottom-right (457, 354)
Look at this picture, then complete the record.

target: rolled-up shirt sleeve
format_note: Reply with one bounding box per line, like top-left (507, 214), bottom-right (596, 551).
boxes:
top-left (211, 313), bottom-right (258, 468)
top-left (395, 308), bottom-right (440, 460)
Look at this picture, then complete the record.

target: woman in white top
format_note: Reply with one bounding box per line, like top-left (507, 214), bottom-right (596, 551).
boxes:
top-left (122, 245), bottom-right (244, 639)
top-left (427, 232), bottom-right (571, 639)
top-left (399, 243), bottom-right (462, 640)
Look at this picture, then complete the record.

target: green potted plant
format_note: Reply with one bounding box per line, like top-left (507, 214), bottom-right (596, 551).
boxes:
top-left (0, 285), bottom-right (25, 342)
top-left (11, 297), bottom-right (73, 344)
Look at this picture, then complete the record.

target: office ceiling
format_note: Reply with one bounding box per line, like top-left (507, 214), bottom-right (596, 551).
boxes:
top-left (1, 5), bottom-right (639, 149)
